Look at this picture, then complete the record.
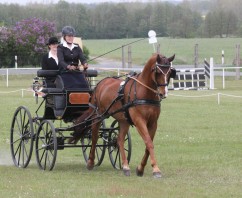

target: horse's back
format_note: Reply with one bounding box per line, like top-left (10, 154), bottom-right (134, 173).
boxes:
top-left (93, 77), bottom-right (123, 105)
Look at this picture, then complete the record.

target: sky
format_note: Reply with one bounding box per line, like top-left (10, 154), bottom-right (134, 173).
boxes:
top-left (0, 0), bottom-right (183, 5)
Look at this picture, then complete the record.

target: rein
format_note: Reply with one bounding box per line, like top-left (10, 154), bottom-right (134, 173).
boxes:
top-left (128, 76), bottom-right (161, 95)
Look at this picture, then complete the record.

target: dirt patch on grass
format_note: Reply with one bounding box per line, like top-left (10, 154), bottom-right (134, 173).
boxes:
top-left (0, 149), bottom-right (12, 165)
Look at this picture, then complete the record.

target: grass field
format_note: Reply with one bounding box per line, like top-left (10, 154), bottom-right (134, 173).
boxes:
top-left (83, 37), bottom-right (242, 66)
top-left (0, 72), bottom-right (242, 198)
top-left (1, 37), bottom-right (242, 197)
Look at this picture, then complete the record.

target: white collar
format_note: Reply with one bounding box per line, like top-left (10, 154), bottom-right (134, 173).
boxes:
top-left (48, 51), bottom-right (55, 59)
top-left (48, 51), bottom-right (58, 64)
top-left (63, 40), bottom-right (78, 50)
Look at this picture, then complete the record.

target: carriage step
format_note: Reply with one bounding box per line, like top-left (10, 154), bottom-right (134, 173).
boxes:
top-left (57, 137), bottom-right (65, 150)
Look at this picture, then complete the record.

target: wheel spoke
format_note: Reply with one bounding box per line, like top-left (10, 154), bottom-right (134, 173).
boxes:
top-left (15, 117), bottom-right (22, 137)
top-left (17, 140), bottom-right (22, 166)
top-left (13, 139), bottom-right (21, 157)
top-left (81, 121), bottom-right (106, 166)
top-left (21, 141), bottom-right (25, 167)
top-left (108, 120), bottom-right (131, 170)
top-left (44, 150), bottom-right (48, 170)
top-left (39, 149), bottom-right (46, 164)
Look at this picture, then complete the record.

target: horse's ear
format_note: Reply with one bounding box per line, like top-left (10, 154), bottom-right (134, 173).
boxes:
top-left (156, 54), bottom-right (161, 63)
top-left (168, 54), bottom-right (175, 62)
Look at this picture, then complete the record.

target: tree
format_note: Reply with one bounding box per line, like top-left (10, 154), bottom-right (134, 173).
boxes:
top-left (3, 17), bottom-right (57, 67)
top-left (150, 4), bottom-right (166, 37)
top-left (0, 26), bottom-right (14, 67)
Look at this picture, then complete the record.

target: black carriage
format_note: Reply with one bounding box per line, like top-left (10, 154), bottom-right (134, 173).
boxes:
top-left (10, 70), bottom-right (131, 171)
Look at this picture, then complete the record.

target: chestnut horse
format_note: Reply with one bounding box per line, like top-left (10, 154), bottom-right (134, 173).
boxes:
top-left (73, 53), bottom-right (176, 178)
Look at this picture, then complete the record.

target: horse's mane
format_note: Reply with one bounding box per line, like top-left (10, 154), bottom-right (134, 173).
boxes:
top-left (141, 53), bottom-right (159, 74)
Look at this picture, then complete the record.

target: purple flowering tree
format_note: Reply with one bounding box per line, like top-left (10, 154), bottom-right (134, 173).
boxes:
top-left (13, 17), bottom-right (56, 55)
top-left (0, 27), bottom-right (11, 52)
top-left (0, 18), bottom-right (56, 67)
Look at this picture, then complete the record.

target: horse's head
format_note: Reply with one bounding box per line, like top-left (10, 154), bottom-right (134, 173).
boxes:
top-left (151, 54), bottom-right (176, 98)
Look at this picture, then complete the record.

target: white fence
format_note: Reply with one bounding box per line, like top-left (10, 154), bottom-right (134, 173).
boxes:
top-left (0, 65), bottom-right (242, 89)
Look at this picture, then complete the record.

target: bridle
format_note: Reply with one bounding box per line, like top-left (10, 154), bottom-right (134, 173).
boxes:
top-left (128, 62), bottom-right (173, 97)
top-left (153, 63), bottom-right (171, 87)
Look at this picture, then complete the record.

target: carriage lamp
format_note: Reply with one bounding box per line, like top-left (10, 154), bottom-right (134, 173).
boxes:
top-left (32, 77), bottom-right (41, 92)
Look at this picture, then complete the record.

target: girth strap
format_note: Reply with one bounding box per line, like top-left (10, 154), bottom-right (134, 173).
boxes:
top-left (132, 99), bottom-right (161, 107)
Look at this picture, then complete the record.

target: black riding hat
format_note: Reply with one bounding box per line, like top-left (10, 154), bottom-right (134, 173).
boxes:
top-left (46, 37), bottom-right (60, 45)
top-left (62, 26), bottom-right (76, 36)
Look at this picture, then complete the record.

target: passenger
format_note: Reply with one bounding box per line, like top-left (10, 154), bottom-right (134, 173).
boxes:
top-left (41, 36), bottom-right (59, 70)
top-left (57, 26), bottom-right (89, 89)
top-left (41, 36), bottom-right (60, 87)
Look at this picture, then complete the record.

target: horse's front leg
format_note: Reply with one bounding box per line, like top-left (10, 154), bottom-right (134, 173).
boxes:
top-left (87, 121), bottom-right (101, 170)
top-left (117, 122), bottom-right (131, 176)
top-left (135, 121), bottom-right (161, 178)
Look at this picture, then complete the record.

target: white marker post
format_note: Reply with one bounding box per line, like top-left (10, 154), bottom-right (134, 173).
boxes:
top-left (148, 30), bottom-right (157, 52)
top-left (15, 55), bottom-right (18, 69)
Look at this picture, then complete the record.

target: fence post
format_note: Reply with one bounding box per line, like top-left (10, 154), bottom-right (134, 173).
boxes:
top-left (122, 46), bottom-right (125, 68)
top-left (194, 44), bottom-right (198, 68)
top-left (6, 69), bottom-right (9, 87)
top-left (217, 93), bottom-right (220, 105)
top-left (15, 55), bottom-right (18, 69)
top-left (156, 43), bottom-right (160, 54)
top-left (235, 44), bottom-right (240, 80)
top-left (222, 68), bottom-right (225, 89)
top-left (221, 50), bottom-right (224, 65)
top-left (128, 45), bottom-right (132, 68)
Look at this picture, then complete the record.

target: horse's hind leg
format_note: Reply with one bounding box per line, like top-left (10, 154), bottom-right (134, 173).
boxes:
top-left (87, 121), bottom-right (101, 170)
top-left (136, 149), bottom-right (149, 177)
top-left (117, 122), bottom-right (131, 176)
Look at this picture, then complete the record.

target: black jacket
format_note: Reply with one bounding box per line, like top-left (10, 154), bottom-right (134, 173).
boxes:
top-left (41, 53), bottom-right (59, 70)
top-left (57, 43), bottom-right (87, 71)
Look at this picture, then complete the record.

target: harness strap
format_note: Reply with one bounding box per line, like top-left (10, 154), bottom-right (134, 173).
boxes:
top-left (132, 99), bottom-right (161, 107)
top-left (119, 76), bottom-right (161, 125)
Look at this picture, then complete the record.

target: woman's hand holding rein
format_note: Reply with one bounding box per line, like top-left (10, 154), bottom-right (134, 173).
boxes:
top-left (67, 64), bottom-right (88, 71)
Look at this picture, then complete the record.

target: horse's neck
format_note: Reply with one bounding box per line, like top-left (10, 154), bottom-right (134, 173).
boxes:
top-left (139, 60), bottom-right (155, 87)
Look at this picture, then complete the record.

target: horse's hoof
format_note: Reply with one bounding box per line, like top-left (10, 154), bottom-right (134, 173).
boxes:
top-left (136, 167), bottom-right (144, 177)
top-left (86, 164), bottom-right (94, 171)
top-left (153, 172), bottom-right (162, 179)
top-left (123, 168), bottom-right (131, 176)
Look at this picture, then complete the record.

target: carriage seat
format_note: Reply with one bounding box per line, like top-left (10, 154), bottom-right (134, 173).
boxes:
top-left (37, 69), bottom-right (98, 78)
top-left (37, 70), bottom-right (59, 78)
top-left (37, 70), bottom-right (59, 88)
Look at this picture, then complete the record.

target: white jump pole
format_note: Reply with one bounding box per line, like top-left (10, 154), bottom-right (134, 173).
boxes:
top-left (210, 57), bottom-right (214, 89)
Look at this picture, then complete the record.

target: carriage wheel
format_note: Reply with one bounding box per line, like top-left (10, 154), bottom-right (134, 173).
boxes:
top-left (108, 120), bottom-right (132, 169)
top-left (81, 121), bottom-right (106, 166)
top-left (35, 120), bottom-right (57, 171)
top-left (10, 106), bottom-right (34, 168)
